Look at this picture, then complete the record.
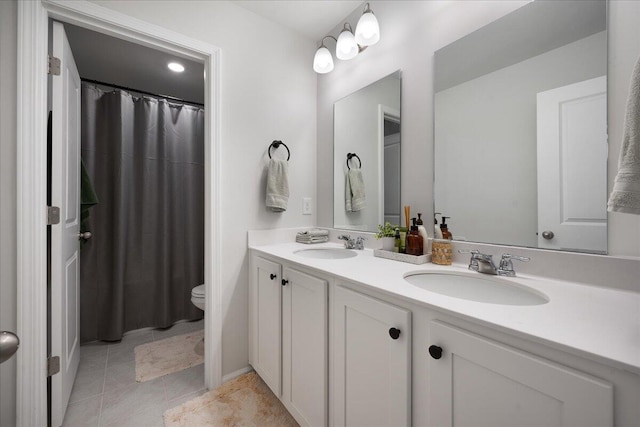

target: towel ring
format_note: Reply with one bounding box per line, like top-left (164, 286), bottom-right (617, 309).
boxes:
top-left (346, 153), bottom-right (361, 170)
top-left (268, 140), bottom-right (290, 161)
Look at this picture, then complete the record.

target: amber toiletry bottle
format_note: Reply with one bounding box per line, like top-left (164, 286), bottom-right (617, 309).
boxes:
top-left (406, 218), bottom-right (424, 256)
top-left (440, 216), bottom-right (453, 240)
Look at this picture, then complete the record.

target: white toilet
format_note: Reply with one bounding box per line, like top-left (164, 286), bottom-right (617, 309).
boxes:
top-left (191, 284), bottom-right (205, 311)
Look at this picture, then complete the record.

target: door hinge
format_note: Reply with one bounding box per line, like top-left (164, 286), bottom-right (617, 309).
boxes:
top-left (47, 206), bottom-right (60, 225)
top-left (47, 356), bottom-right (60, 377)
top-left (48, 55), bottom-right (61, 76)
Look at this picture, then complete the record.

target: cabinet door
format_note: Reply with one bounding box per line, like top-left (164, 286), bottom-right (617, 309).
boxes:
top-left (250, 256), bottom-right (282, 396)
top-left (332, 286), bottom-right (411, 427)
top-left (428, 321), bottom-right (613, 427)
top-left (282, 267), bottom-right (328, 427)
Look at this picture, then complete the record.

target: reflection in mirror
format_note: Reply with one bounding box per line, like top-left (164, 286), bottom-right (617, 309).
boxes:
top-left (434, 0), bottom-right (607, 253)
top-left (334, 71), bottom-right (401, 232)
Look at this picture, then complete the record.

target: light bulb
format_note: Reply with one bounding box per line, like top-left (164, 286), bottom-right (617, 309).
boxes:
top-left (336, 29), bottom-right (358, 60)
top-left (355, 11), bottom-right (380, 46)
top-left (313, 46), bottom-right (334, 73)
top-left (168, 62), bottom-right (185, 72)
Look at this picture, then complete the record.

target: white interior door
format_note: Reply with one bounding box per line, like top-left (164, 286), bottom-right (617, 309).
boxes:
top-left (51, 21), bottom-right (81, 427)
top-left (536, 76), bottom-right (607, 253)
top-left (383, 132), bottom-right (401, 225)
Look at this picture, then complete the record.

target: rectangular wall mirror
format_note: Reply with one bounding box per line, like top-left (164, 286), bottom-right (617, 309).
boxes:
top-left (333, 71), bottom-right (401, 232)
top-left (434, 0), bottom-right (607, 253)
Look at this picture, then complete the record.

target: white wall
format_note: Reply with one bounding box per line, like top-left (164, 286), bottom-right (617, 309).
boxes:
top-left (0, 1), bottom-right (18, 426)
top-left (435, 32), bottom-right (606, 247)
top-left (317, 0), bottom-right (640, 258)
top-left (333, 74), bottom-right (400, 231)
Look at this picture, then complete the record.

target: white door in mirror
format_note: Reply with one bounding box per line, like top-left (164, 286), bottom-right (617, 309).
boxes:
top-left (537, 76), bottom-right (607, 253)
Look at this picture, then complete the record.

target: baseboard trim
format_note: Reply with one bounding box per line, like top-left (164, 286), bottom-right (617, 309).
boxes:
top-left (222, 366), bottom-right (254, 384)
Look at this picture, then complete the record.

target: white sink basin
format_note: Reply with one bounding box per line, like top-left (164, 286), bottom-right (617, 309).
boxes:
top-left (404, 271), bottom-right (548, 306)
top-left (294, 248), bottom-right (357, 259)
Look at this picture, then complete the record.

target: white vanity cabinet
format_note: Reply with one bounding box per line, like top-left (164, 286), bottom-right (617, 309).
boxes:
top-left (332, 285), bottom-right (412, 427)
top-left (249, 244), bottom-right (639, 427)
top-left (427, 321), bottom-right (614, 427)
top-left (250, 256), bottom-right (282, 396)
top-left (282, 266), bottom-right (328, 427)
top-left (249, 255), bottom-right (328, 427)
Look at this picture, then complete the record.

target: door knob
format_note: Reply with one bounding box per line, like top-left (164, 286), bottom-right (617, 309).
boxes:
top-left (270, 273), bottom-right (277, 280)
top-left (0, 331), bottom-right (20, 364)
top-left (428, 345), bottom-right (443, 360)
top-left (541, 230), bottom-right (554, 240)
top-left (78, 231), bottom-right (92, 240)
top-left (389, 327), bottom-right (401, 340)
top-left (281, 279), bottom-right (289, 286)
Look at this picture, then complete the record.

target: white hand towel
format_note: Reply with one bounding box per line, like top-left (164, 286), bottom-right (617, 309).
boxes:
top-left (266, 159), bottom-right (289, 212)
top-left (608, 56), bottom-right (640, 215)
top-left (346, 168), bottom-right (366, 212)
top-left (297, 229), bottom-right (329, 237)
top-left (345, 172), bottom-right (352, 212)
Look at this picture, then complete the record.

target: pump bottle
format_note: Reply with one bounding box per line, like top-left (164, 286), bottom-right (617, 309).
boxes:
top-left (406, 218), bottom-right (424, 256)
top-left (416, 213), bottom-right (429, 255)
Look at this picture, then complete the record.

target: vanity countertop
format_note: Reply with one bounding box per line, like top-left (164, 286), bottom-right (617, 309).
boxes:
top-left (250, 241), bottom-right (640, 375)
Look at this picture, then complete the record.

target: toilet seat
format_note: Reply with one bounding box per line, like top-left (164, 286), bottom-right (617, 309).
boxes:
top-left (191, 284), bottom-right (205, 311)
top-left (191, 284), bottom-right (205, 297)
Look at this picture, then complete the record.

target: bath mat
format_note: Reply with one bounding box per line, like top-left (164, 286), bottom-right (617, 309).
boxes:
top-left (163, 371), bottom-right (298, 426)
top-left (134, 330), bottom-right (204, 382)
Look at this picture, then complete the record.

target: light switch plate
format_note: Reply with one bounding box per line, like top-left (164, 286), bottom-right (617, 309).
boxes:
top-left (303, 197), bottom-right (312, 215)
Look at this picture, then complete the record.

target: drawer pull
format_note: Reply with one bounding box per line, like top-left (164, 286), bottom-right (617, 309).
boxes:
top-left (429, 345), bottom-right (443, 359)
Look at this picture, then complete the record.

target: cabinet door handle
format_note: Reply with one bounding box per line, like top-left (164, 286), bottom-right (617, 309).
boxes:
top-left (270, 273), bottom-right (277, 280)
top-left (429, 345), bottom-right (443, 359)
top-left (389, 327), bottom-right (401, 340)
top-left (281, 279), bottom-right (289, 286)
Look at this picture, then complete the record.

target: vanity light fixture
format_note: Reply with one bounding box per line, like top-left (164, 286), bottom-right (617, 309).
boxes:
top-left (167, 62), bottom-right (185, 73)
top-left (336, 23), bottom-right (358, 60)
top-left (313, 36), bottom-right (336, 74)
top-left (355, 2), bottom-right (380, 46)
top-left (312, 2), bottom-right (380, 73)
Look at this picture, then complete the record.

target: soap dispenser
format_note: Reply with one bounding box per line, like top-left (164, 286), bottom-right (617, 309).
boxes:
top-left (434, 214), bottom-right (443, 239)
top-left (440, 216), bottom-right (453, 240)
top-left (406, 218), bottom-right (424, 256)
top-left (416, 213), bottom-right (429, 255)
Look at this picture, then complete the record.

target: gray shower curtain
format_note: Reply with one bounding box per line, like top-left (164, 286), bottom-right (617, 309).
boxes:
top-left (80, 83), bottom-right (204, 342)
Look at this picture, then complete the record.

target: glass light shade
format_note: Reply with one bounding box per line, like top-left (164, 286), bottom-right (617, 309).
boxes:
top-left (313, 46), bottom-right (334, 73)
top-left (355, 12), bottom-right (380, 46)
top-left (336, 30), bottom-right (358, 60)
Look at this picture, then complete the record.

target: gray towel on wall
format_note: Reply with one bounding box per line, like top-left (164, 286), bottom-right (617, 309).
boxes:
top-left (608, 55), bottom-right (640, 215)
top-left (345, 168), bottom-right (366, 212)
top-left (266, 158), bottom-right (289, 212)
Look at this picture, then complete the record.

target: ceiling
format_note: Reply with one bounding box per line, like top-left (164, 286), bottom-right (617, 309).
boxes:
top-left (63, 1), bottom-right (363, 104)
top-left (233, 1), bottom-right (364, 40)
top-left (64, 22), bottom-right (206, 104)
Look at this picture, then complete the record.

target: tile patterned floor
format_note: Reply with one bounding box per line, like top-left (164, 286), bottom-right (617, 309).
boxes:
top-left (62, 319), bottom-right (206, 427)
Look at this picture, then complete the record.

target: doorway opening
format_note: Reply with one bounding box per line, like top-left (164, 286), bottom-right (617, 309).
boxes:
top-left (17, 2), bottom-right (221, 425)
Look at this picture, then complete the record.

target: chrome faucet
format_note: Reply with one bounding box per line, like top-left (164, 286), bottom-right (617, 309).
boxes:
top-left (338, 235), bottom-right (355, 249)
top-left (497, 254), bottom-right (530, 277)
top-left (338, 235), bottom-right (366, 250)
top-left (460, 250), bottom-right (498, 275)
top-left (354, 236), bottom-right (366, 250)
top-left (460, 250), bottom-right (530, 276)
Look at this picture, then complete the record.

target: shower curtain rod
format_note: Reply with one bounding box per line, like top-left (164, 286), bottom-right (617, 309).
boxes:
top-left (81, 78), bottom-right (205, 107)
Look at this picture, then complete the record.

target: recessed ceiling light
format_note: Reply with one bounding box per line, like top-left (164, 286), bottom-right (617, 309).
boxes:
top-left (168, 62), bottom-right (185, 73)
